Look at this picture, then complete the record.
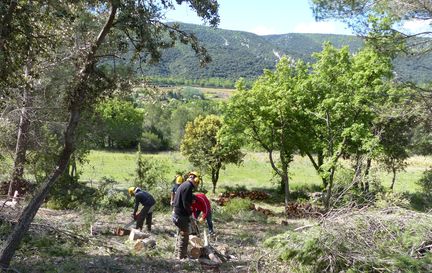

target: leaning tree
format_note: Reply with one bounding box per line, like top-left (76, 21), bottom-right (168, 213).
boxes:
top-left (0, 0), bottom-right (219, 268)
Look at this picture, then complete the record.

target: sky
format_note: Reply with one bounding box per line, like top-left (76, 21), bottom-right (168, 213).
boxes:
top-left (164, 0), bottom-right (353, 36)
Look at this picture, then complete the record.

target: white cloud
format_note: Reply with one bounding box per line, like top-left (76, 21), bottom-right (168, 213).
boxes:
top-left (293, 21), bottom-right (342, 34)
top-left (401, 19), bottom-right (432, 35)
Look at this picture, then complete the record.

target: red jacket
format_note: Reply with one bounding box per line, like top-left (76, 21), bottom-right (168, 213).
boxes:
top-left (191, 193), bottom-right (211, 220)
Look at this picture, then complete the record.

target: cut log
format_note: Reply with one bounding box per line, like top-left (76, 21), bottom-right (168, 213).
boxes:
top-left (189, 235), bottom-right (204, 248)
top-left (129, 228), bottom-right (150, 241)
top-left (113, 227), bottom-right (131, 236)
top-left (134, 238), bottom-right (156, 251)
top-left (189, 246), bottom-right (202, 259)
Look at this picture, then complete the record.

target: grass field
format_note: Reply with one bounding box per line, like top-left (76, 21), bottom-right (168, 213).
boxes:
top-left (78, 150), bottom-right (431, 194)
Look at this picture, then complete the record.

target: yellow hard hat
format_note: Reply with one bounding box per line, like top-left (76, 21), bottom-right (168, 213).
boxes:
top-left (176, 175), bottom-right (184, 184)
top-left (189, 171), bottom-right (199, 177)
top-left (128, 187), bottom-right (135, 196)
top-left (194, 177), bottom-right (201, 185)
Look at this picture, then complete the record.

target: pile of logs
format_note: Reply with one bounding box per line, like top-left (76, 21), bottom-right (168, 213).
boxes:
top-left (285, 202), bottom-right (324, 218)
top-left (188, 231), bottom-right (232, 268)
top-left (129, 228), bottom-right (156, 251)
top-left (216, 190), bottom-right (270, 206)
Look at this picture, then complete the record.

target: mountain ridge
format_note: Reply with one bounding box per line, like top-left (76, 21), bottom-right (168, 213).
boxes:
top-left (139, 23), bottom-right (430, 83)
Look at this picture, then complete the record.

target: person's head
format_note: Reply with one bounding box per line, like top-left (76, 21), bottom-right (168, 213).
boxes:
top-left (192, 176), bottom-right (200, 188)
top-left (175, 174), bottom-right (184, 184)
top-left (127, 187), bottom-right (141, 196)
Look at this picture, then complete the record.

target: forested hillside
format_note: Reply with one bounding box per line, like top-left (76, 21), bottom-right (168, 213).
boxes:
top-left (140, 23), bottom-right (432, 83)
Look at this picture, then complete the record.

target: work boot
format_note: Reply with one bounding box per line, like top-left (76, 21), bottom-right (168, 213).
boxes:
top-left (176, 229), bottom-right (189, 259)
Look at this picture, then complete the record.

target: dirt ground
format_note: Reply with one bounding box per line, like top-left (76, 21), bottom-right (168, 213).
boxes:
top-left (0, 200), bottom-right (312, 273)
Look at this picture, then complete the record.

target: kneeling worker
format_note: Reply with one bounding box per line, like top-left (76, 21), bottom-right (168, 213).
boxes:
top-left (128, 187), bottom-right (155, 232)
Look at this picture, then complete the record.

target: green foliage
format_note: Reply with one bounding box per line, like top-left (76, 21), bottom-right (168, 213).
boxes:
top-left (140, 131), bottom-right (164, 152)
top-left (215, 197), bottom-right (260, 222)
top-left (265, 208), bottom-right (432, 272)
top-left (95, 98), bottom-right (143, 149)
top-left (46, 174), bottom-right (97, 210)
top-left (417, 168), bottom-right (432, 196)
top-left (181, 114), bottom-right (244, 192)
top-left (134, 149), bottom-right (171, 209)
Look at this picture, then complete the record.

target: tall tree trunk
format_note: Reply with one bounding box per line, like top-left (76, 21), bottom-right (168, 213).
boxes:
top-left (390, 166), bottom-right (397, 191)
top-left (364, 158), bottom-right (371, 192)
top-left (0, 4), bottom-right (117, 268)
top-left (211, 166), bottom-right (220, 194)
top-left (9, 63), bottom-right (33, 197)
top-left (282, 167), bottom-right (290, 208)
top-left (0, 108), bottom-right (80, 268)
top-left (324, 166), bottom-right (335, 209)
top-left (351, 154), bottom-right (363, 189)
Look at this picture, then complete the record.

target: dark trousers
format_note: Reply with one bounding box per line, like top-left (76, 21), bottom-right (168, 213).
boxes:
top-left (136, 205), bottom-right (154, 231)
top-left (196, 210), bottom-right (214, 233)
top-left (172, 213), bottom-right (190, 259)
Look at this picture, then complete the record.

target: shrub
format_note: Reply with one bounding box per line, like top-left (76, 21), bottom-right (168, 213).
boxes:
top-left (417, 168), bottom-right (432, 196)
top-left (140, 131), bottom-right (163, 152)
top-left (216, 197), bottom-right (254, 221)
top-left (46, 174), bottom-right (97, 210)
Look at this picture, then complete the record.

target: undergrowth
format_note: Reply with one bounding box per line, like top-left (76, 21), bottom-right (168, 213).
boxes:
top-left (264, 208), bottom-right (432, 272)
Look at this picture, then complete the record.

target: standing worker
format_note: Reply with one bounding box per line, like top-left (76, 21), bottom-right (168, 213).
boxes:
top-left (170, 172), bottom-right (184, 206)
top-left (172, 171), bottom-right (200, 260)
top-left (192, 193), bottom-right (215, 235)
top-left (128, 187), bottom-right (156, 232)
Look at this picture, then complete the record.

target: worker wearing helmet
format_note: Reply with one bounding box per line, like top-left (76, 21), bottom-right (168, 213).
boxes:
top-left (128, 187), bottom-right (156, 232)
top-left (170, 172), bottom-right (184, 207)
top-left (172, 171), bottom-right (200, 259)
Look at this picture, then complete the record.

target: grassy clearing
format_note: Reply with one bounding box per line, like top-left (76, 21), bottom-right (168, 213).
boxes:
top-left (78, 150), bottom-right (432, 194)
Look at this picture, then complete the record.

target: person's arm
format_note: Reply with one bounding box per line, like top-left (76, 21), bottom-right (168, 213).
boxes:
top-left (182, 185), bottom-right (193, 215)
top-left (170, 192), bottom-right (175, 205)
top-left (199, 196), bottom-right (209, 220)
top-left (133, 197), bottom-right (139, 215)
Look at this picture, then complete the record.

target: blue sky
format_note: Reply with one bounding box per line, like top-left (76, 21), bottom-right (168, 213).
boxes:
top-left (164, 0), bottom-right (353, 35)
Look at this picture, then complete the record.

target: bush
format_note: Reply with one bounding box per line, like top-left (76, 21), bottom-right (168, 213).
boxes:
top-left (46, 174), bottom-right (97, 210)
top-left (417, 168), bottom-right (432, 196)
top-left (140, 131), bottom-right (163, 152)
top-left (216, 197), bottom-right (254, 221)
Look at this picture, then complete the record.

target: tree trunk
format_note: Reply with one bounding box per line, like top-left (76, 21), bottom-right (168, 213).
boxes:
top-left (211, 167), bottom-right (220, 194)
top-left (0, 4), bottom-right (118, 268)
top-left (364, 158), bottom-right (371, 192)
top-left (390, 166), bottom-right (397, 191)
top-left (9, 63), bottom-right (33, 197)
top-left (324, 166), bottom-right (335, 209)
top-left (0, 109), bottom-right (80, 268)
top-left (351, 154), bottom-right (362, 189)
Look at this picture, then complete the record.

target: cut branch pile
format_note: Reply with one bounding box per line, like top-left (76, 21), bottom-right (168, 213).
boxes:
top-left (249, 204), bottom-right (274, 216)
top-left (285, 202), bottom-right (324, 218)
top-left (215, 190), bottom-right (270, 206)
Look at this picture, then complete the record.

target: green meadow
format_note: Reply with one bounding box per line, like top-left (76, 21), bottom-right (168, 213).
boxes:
top-left (78, 150), bottom-right (431, 194)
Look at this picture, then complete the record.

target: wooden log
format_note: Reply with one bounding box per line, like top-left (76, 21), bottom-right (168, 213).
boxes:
top-left (189, 246), bottom-right (202, 259)
top-left (189, 235), bottom-right (204, 248)
top-left (134, 238), bottom-right (156, 251)
top-left (129, 228), bottom-right (150, 241)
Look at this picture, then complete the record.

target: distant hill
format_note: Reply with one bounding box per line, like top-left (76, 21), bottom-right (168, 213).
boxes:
top-left (139, 23), bottom-right (431, 83)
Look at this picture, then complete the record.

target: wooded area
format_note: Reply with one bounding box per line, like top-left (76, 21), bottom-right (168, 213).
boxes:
top-left (1, 0), bottom-right (432, 272)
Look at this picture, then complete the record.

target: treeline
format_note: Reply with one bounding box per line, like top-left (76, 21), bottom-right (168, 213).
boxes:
top-left (147, 76), bottom-right (238, 88)
top-left (87, 86), bottom-right (221, 151)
